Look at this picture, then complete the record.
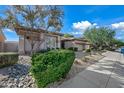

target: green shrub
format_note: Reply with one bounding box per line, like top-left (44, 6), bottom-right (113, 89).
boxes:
top-left (0, 52), bottom-right (18, 68)
top-left (31, 49), bottom-right (75, 87)
top-left (86, 49), bottom-right (91, 52)
top-left (68, 47), bottom-right (74, 50)
top-left (68, 47), bottom-right (78, 51)
top-left (73, 47), bottom-right (78, 51)
top-left (37, 49), bottom-right (49, 53)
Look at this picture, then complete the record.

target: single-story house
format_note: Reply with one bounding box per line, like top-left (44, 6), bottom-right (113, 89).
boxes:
top-left (0, 30), bottom-right (6, 52)
top-left (15, 27), bottom-right (63, 54)
top-left (61, 37), bottom-right (91, 51)
top-left (15, 27), bottom-right (91, 54)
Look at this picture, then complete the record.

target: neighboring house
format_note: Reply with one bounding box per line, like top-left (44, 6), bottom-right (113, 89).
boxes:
top-left (0, 30), bottom-right (6, 52)
top-left (0, 30), bottom-right (18, 52)
top-left (15, 27), bottom-right (63, 54)
top-left (61, 37), bottom-right (91, 51)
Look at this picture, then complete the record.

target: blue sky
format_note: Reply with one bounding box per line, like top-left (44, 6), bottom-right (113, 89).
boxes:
top-left (1, 5), bottom-right (124, 41)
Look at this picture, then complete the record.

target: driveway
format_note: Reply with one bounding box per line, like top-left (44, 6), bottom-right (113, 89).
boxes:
top-left (58, 51), bottom-right (124, 88)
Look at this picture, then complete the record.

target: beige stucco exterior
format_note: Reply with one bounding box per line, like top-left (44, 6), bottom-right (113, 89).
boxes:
top-left (15, 27), bottom-right (91, 54)
top-left (0, 42), bottom-right (4, 52)
top-left (16, 27), bottom-right (62, 54)
top-left (4, 41), bottom-right (18, 52)
top-left (19, 34), bottom-right (61, 54)
top-left (64, 41), bottom-right (90, 51)
top-left (61, 38), bottom-right (91, 51)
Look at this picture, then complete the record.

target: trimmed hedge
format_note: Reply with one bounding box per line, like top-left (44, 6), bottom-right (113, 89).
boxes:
top-left (68, 47), bottom-right (78, 51)
top-left (86, 49), bottom-right (91, 52)
top-left (0, 52), bottom-right (18, 68)
top-left (31, 49), bottom-right (75, 87)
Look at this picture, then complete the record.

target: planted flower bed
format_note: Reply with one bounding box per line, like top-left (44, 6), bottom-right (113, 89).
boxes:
top-left (31, 49), bottom-right (75, 87)
top-left (0, 52), bottom-right (18, 68)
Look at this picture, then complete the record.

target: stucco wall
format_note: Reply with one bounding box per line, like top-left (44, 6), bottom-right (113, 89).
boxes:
top-left (0, 42), bottom-right (4, 52)
top-left (74, 44), bottom-right (83, 51)
top-left (85, 44), bottom-right (90, 49)
top-left (64, 41), bottom-right (74, 49)
top-left (19, 37), bottom-right (25, 54)
top-left (64, 41), bottom-right (83, 51)
top-left (4, 41), bottom-right (18, 52)
top-left (58, 36), bottom-right (61, 48)
top-left (45, 35), bottom-right (58, 49)
top-left (63, 40), bottom-right (90, 51)
top-left (18, 33), bottom-right (61, 54)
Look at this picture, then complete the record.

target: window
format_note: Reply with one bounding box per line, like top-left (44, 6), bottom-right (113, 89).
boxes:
top-left (46, 36), bottom-right (56, 49)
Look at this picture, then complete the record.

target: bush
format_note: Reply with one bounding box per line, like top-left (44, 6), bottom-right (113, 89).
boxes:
top-left (31, 49), bottom-right (75, 87)
top-left (86, 49), bottom-right (91, 52)
top-left (38, 49), bottom-right (49, 53)
top-left (107, 48), bottom-right (115, 51)
top-left (68, 47), bottom-right (78, 51)
top-left (68, 47), bottom-right (74, 51)
top-left (73, 47), bottom-right (78, 51)
top-left (0, 52), bottom-right (18, 68)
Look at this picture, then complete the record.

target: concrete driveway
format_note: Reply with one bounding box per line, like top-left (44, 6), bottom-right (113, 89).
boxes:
top-left (58, 51), bottom-right (124, 88)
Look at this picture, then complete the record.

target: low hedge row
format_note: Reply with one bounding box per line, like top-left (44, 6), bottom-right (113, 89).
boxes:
top-left (86, 49), bottom-right (91, 52)
top-left (0, 53), bottom-right (18, 68)
top-left (31, 49), bottom-right (75, 87)
top-left (68, 47), bottom-right (78, 51)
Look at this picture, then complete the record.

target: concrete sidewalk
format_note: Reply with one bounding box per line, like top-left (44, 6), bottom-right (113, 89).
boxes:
top-left (58, 51), bottom-right (124, 88)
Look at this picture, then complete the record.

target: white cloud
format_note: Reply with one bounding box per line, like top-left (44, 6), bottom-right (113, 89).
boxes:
top-left (4, 29), bottom-right (13, 32)
top-left (111, 22), bottom-right (124, 41)
top-left (111, 22), bottom-right (124, 30)
top-left (72, 21), bottom-right (97, 31)
top-left (117, 36), bottom-right (123, 40)
top-left (71, 31), bottom-right (83, 35)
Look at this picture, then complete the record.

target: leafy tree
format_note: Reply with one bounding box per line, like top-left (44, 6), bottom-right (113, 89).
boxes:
top-left (47, 6), bottom-right (64, 31)
top-left (64, 34), bottom-right (74, 38)
top-left (0, 5), bottom-right (64, 54)
top-left (83, 27), bottom-right (116, 50)
top-left (112, 39), bottom-right (124, 48)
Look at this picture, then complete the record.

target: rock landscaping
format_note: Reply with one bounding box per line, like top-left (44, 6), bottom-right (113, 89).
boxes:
top-left (0, 56), bottom-right (36, 88)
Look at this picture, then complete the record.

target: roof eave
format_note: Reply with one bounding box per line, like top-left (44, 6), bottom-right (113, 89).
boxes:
top-left (15, 27), bottom-right (63, 36)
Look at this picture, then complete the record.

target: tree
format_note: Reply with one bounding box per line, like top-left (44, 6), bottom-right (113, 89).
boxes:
top-left (0, 5), bottom-right (64, 54)
top-left (83, 27), bottom-right (116, 50)
top-left (64, 34), bottom-right (74, 38)
top-left (112, 39), bottom-right (124, 48)
top-left (47, 6), bottom-right (64, 31)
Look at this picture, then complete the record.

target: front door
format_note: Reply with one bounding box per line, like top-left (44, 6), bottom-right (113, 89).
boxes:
top-left (61, 41), bottom-right (65, 49)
